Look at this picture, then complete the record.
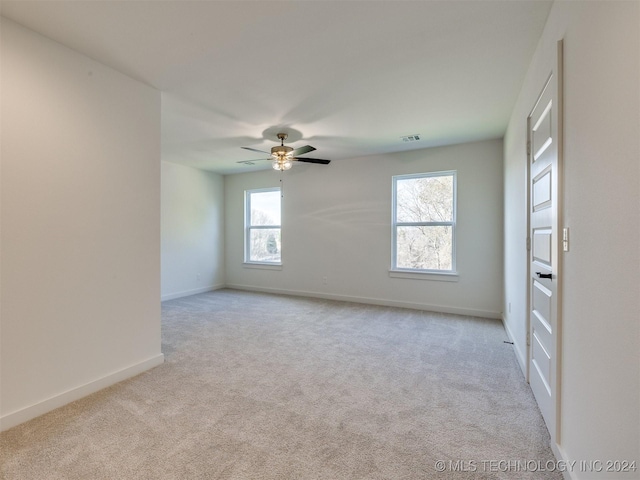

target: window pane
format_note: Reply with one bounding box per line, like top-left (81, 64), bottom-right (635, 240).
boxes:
top-left (250, 191), bottom-right (281, 226)
top-left (396, 175), bottom-right (453, 223)
top-left (396, 226), bottom-right (452, 270)
top-left (249, 228), bottom-right (281, 262)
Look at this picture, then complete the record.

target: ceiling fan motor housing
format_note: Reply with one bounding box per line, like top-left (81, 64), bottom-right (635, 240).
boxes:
top-left (271, 145), bottom-right (293, 157)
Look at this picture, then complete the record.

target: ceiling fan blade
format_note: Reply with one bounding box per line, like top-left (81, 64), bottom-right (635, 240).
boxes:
top-left (290, 145), bottom-right (316, 156)
top-left (237, 159), bottom-right (270, 165)
top-left (241, 146), bottom-right (270, 154)
top-left (294, 157), bottom-right (331, 165)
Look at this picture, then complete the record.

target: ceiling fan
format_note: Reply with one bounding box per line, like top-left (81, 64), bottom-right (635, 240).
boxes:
top-left (238, 133), bottom-right (331, 171)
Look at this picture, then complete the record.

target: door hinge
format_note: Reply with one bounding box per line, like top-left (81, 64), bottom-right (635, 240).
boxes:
top-left (563, 227), bottom-right (569, 252)
top-left (526, 237), bottom-right (531, 251)
top-left (526, 332), bottom-right (531, 347)
top-left (527, 141), bottom-right (531, 156)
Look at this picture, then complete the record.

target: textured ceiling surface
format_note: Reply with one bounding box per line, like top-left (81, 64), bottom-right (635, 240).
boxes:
top-left (1, 1), bottom-right (552, 174)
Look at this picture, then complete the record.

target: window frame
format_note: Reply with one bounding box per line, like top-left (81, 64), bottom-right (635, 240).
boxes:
top-left (391, 170), bottom-right (457, 276)
top-left (244, 187), bottom-right (282, 266)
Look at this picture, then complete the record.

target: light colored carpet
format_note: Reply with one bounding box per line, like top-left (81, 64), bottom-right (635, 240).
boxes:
top-left (1, 289), bottom-right (561, 479)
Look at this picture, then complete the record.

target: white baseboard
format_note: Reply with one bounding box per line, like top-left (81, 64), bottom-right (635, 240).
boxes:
top-left (226, 284), bottom-right (502, 319)
top-left (161, 283), bottom-right (225, 302)
top-left (0, 353), bottom-right (165, 432)
top-left (502, 314), bottom-right (527, 377)
top-left (551, 442), bottom-right (575, 480)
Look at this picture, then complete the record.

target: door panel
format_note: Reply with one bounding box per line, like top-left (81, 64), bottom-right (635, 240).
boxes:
top-left (532, 280), bottom-right (552, 326)
top-left (533, 169), bottom-right (552, 209)
top-left (533, 228), bottom-right (552, 265)
top-left (532, 331), bottom-right (551, 392)
top-left (532, 101), bottom-right (553, 160)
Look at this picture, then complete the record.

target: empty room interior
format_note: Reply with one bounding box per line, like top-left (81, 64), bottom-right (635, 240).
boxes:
top-left (1, 1), bottom-right (638, 479)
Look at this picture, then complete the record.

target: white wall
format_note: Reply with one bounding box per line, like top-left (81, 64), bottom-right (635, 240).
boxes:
top-left (1, 19), bottom-right (163, 430)
top-left (225, 139), bottom-right (503, 318)
top-left (161, 161), bottom-right (225, 300)
top-left (504, 1), bottom-right (639, 476)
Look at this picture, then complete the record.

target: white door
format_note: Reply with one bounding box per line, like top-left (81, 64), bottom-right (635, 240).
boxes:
top-left (527, 40), bottom-right (563, 444)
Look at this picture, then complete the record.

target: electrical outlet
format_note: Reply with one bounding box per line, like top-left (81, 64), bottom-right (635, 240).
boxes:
top-left (508, 302), bottom-right (511, 313)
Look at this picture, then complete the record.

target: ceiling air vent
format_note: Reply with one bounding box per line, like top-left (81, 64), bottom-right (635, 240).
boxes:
top-left (401, 134), bottom-right (421, 142)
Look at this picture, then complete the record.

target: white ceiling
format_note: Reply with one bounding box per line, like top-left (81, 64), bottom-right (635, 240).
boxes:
top-left (1, 0), bottom-right (552, 174)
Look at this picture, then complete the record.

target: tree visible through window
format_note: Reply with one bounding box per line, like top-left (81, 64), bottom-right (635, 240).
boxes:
top-left (392, 171), bottom-right (456, 272)
top-left (245, 188), bottom-right (281, 263)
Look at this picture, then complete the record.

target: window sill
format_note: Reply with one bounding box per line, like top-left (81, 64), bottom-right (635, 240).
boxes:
top-left (389, 270), bottom-right (459, 282)
top-left (243, 262), bottom-right (282, 271)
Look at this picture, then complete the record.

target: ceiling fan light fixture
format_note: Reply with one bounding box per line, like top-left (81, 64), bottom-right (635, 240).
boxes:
top-left (272, 158), bottom-right (293, 171)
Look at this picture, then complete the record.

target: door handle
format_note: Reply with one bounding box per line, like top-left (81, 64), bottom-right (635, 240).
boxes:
top-left (535, 272), bottom-right (552, 279)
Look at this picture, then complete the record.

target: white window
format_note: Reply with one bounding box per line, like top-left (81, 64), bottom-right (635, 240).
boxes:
top-left (392, 171), bottom-right (456, 273)
top-left (245, 188), bottom-right (282, 264)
